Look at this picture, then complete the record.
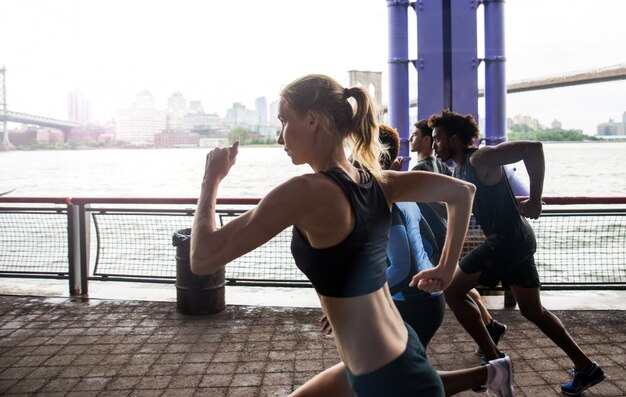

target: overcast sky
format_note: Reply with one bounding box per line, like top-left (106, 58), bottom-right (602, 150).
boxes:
top-left (1, 0), bottom-right (624, 134)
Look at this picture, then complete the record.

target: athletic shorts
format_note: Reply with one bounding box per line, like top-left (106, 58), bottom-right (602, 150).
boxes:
top-left (344, 323), bottom-right (444, 397)
top-left (394, 293), bottom-right (445, 348)
top-left (460, 234), bottom-right (540, 289)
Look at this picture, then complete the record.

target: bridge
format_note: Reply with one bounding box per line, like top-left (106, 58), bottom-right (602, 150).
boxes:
top-left (0, 110), bottom-right (81, 132)
top-left (481, 63), bottom-right (626, 95)
top-left (392, 63), bottom-right (626, 111)
top-left (1, 66), bottom-right (82, 147)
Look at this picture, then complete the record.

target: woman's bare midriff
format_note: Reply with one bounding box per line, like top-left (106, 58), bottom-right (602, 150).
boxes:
top-left (319, 285), bottom-right (409, 376)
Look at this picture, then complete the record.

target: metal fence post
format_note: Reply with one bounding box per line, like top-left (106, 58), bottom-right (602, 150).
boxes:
top-left (504, 290), bottom-right (517, 307)
top-left (67, 201), bottom-right (89, 296)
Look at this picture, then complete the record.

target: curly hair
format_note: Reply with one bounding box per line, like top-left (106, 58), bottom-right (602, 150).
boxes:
top-left (428, 109), bottom-right (480, 146)
top-left (377, 124), bottom-right (400, 170)
top-left (414, 119), bottom-right (433, 139)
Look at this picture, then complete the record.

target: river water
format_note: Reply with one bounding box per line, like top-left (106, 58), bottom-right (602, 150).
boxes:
top-left (1, 141), bottom-right (626, 198)
top-left (1, 142), bottom-right (625, 301)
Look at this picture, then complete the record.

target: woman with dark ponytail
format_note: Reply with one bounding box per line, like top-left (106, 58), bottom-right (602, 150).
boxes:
top-left (191, 74), bottom-right (493, 396)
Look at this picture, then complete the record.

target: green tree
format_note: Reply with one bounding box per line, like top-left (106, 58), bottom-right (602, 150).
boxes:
top-left (510, 124), bottom-right (532, 133)
top-left (228, 127), bottom-right (249, 145)
top-left (508, 128), bottom-right (600, 142)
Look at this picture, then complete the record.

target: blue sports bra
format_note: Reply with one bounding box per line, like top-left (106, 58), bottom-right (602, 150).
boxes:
top-left (291, 168), bottom-right (391, 298)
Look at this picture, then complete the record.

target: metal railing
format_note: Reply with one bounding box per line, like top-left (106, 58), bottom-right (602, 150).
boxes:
top-left (1, 196), bottom-right (625, 296)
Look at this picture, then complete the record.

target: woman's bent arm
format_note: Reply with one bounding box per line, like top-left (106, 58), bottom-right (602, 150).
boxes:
top-left (191, 143), bottom-right (309, 275)
top-left (384, 171), bottom-right (475, 290)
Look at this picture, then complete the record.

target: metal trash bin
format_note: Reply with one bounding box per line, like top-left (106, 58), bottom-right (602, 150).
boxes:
top-left (172, 228), bottom-right (226, 315)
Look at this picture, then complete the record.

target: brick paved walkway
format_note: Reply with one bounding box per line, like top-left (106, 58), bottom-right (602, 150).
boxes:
top-left (0, 296), bottom-right (624, 396)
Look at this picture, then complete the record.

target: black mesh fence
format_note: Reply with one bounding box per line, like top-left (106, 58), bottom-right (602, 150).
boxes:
top-left (218, 214), bottom-right (297, 283)
top-left (0, 210), bottom-right (69, 275)
top-left (92, 211), bottom-right (193, 279)
top-left (0, 202), bottom-right (625, 288)
top-left (90, 206), bottom-right (306, 284)
top-left (530, 211), bottom-right (626, 285)
top-left (89, 207), bottom-right (626, 288)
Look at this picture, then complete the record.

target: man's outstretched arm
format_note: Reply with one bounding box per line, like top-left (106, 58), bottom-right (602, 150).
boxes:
top-left (471, 141), bottom-right (545, 218)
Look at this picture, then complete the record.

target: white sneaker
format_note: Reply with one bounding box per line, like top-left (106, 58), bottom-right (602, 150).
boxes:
top-left (485, 355), bottom-right (514, 397)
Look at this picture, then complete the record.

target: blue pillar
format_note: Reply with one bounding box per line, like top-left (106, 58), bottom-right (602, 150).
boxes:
top-left (484, 0), bottom-right (507, 145)
top-left (484, 0), bottom-right (529, 195)
top-left (388, 0), bottom-right (411, 169)
top-left (450, 0), bottom-right (479, 120)
top-left (416, 0), bottom-right (446, 121)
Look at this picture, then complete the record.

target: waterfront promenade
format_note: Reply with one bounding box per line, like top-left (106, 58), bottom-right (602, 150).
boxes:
top-left (0, 291), bottom-right (624, 396)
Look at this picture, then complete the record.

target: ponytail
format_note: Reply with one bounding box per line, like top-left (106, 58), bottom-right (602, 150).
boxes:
top-left (345, 87), bottom-right (384, 179)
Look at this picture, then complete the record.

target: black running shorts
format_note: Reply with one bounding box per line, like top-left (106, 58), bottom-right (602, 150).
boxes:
top-left (459, 234), bottom-right (541, 289)
top-left (344, 323), bottom-right (444, 397)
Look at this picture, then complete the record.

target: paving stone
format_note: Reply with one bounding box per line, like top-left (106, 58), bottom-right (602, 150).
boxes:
top-left (146, 363), bottom-right (180, 376)
top-left (0, 379), bottom-right (18, 394)
top-left (226, 386), bottom-right (260, 397)
top-left (137, 375), bottom-right (172, 390)
top-left (177, 363), bottom-right (209, 375)
top-left (199, 373), bottom-right (233, 388)
top-left (0, 296), bottom-right (623, 396)
top-left (74, 376), bottom-right (112, 391)
top-left (66, 391), bottom-right (99, 397)
top-left (39, 377), bottom-right (80, 392)
top-left (259, 385), bottom-right (294, 397)
top-left (4, 377), bottom-right (48, 393)
top-left (193, 387), bottom-right (228, 397)
top-left (168, 374), bottom-right (203, 388)
top-left (162, 388), bottom-right (196, 397)
top-left (129, 390), bottom-right (165, 397)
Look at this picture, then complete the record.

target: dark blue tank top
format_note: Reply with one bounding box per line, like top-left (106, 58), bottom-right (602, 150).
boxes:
top-left (291, 168), bottom-right (391, 297)
top-left (454, 148), bottom-right (534, 241)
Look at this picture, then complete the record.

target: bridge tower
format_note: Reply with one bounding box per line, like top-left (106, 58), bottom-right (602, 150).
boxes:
top-left (0, 66), bottom-right (10, 148)
top-left (348, 70), bottom-right (384, 120)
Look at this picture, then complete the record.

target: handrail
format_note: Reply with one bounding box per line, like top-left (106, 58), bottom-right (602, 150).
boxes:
top-left (0, 197), bottom-right (260, 205)
top-left (0, 197), bottom-right (69, 204)
top-left (518, 197), bottom-right (626, 205)
top-left (2, 196), bottom-right (625, 206)
top-left (70, 197), bottom-right (261, 205)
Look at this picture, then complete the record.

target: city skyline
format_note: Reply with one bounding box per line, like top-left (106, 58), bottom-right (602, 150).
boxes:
top-left (90, 88), bottom-right (626, 135)
top-left (1, 0), bottom-right (625, 135)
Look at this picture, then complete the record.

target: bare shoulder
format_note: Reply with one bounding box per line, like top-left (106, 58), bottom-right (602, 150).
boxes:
top-left (281, 173), bottom-right (336, 195)
top-left (469, 145), bottom-right (495, 165)
top-left (377, 170), bottom-right (398, 202)
top-left (470, 142), bottom-right (527, 168)
top-left (379, 170), bottom-right (447, 204)
top-left (263, 173), bottom-right (342, 210)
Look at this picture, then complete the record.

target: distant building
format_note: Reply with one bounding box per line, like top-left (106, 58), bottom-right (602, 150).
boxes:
top-left (508, 114), bottom-right (542, 131)
top-left (597, 112), bottom-right (626, 136)
top-left (268, 100), bottom-right (281, 131)
top-left (116, 91), bottom-right (166, 146)
top-left (166, 92), bottom-right (187, 132)
top-left (189, 100), bottom-right (204, 113)
top-left (255, 97), bottom-right (268, 127)
top-left (8, 126), bottom-right (37, 146)
top-left (66, 126), bottom-right (107, 143)
top-left (38, 128), bottom-right (64, 144)
top-left (184, 100), bottom-right (223, 132)
top-left (184, 112), bottom-right (222, 132)
top-left (154, 131), bottom-right (199, 148)
top-left (550, 119), bottom-right (562, 130)
top-left (67, 90), bottom-right (92, 124)
top-left (225, 102), bottom-right (257, 127)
